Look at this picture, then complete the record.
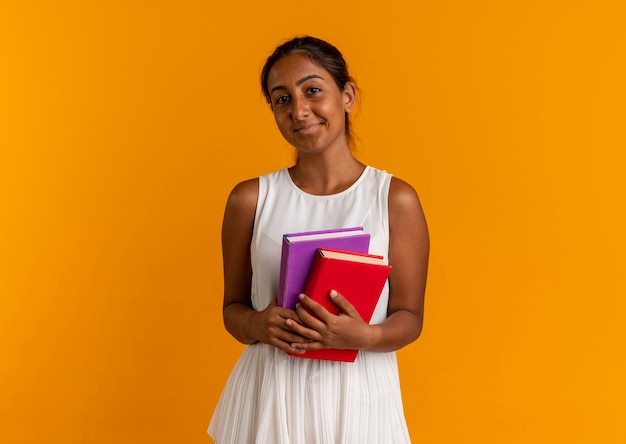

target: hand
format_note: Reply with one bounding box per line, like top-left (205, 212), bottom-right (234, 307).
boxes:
top-left (287, 290), bottom-right (379, 351)
top-left (248, 298), bottom-right (310, 354)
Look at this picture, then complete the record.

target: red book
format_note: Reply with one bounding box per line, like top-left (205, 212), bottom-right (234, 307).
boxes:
top-left (289, 248), bottom-right (392, 362)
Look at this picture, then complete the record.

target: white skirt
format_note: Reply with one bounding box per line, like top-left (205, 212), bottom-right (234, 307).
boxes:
top-left (208, 343), bottom-right (411, 444)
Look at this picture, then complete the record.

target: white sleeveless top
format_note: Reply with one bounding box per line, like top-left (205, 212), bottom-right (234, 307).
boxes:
top-left (209, 167), bottom-right (411, 444)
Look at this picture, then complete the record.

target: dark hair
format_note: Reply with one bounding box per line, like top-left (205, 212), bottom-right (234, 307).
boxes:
top-left (260, 36), bottom-right (358, 145)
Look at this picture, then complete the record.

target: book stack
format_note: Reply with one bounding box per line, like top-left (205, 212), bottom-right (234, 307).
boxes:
top-left (277, 227), bottom-right (391, 362)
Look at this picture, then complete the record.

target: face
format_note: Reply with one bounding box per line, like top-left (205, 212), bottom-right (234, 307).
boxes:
top-left (266, 53), bottom-right (355, 155)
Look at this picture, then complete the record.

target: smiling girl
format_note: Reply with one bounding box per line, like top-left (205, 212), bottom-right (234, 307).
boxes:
top-left (208, 36), bottom-right (429, 444)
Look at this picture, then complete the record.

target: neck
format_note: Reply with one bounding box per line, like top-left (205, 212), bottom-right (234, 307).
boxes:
top-left (289, 153), bottom-right (366, 196)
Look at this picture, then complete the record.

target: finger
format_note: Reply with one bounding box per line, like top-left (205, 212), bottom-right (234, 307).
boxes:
top-left (269, 297), bottom-right (296, 318)
top-left (270, 296), bottom-right (312, 324)
top-left (328, 290), bottom-right (360, 318)
top-left (270, 328), bottom-right (310, 353)
top-left (290, 340), bottom-right (323, 351)
top-left (282, 331), bottom-right (312, 345)
top-left (286, 318), bottom-right (322, 341)
top-left (297, 294), bottom-right (333, 322)
top-left (268, 299), bottom-right (301, 323)
top-left (273, 318), bottom-right (310, 340)
top-left (295, 302), bottom-right (328, 332)
top-left (270, 296), bottom-right (300, 320)
top-left (273, 338), bottom-right (306, 354)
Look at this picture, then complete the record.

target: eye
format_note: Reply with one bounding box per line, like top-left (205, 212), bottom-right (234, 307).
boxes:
top-left (274, 95), bottom-right (290, 106)
top-left (306, 87), bottom-right (321, 95)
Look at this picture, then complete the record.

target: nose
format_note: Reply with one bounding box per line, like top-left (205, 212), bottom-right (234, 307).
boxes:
top-left (290, 95), bottom-right (310, 121)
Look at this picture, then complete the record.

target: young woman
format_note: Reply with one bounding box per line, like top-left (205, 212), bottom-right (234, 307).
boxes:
top-left (209, 36), bottom-right (429, 444)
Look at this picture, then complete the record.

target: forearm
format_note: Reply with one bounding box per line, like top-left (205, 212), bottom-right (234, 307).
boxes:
top-left (362, 309), bottom-right (423, 353)
top-left (223, 303), bottom-right (260, 345)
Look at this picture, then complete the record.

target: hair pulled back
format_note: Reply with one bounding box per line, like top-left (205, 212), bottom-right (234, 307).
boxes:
top-left (260, 36), bottom-right (357, 144)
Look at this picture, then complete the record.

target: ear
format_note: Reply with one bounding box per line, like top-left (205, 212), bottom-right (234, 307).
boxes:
top-left (342, 82), bottom-right (357, 113)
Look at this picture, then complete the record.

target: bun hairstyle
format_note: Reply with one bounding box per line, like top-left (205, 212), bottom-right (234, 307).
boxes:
top-left (260, 36), bottom-right (358, 145)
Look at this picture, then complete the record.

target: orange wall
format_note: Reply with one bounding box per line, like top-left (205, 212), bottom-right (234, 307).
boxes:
top-left (1, 1), bottom-right (625, 443)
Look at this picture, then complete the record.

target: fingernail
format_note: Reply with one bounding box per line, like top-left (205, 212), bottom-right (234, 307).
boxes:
top-left (330, 290), bottom-right (338, 297)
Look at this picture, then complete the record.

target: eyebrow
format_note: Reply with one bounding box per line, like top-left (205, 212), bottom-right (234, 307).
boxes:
top-left (270, 74), bottom-right (325, 95)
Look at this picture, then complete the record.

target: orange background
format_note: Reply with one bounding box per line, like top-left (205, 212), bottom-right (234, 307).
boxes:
top-left (1, 1), bottom-right (625, 443)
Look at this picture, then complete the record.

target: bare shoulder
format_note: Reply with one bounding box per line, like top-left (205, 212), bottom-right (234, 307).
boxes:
top-left (388, 176), bottom-right (424, 216)
top-left (222, 178), bottom-right (259, 235)
top-left (387, 176), bottom-right (429, 251)
top-left (226, 178), bottom-right (259, 210)
top-left (223, 178), bottom-right (259, 224)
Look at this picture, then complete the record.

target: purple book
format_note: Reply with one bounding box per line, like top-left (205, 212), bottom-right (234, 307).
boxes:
top-left (277, 227), bottom-right (370, 309)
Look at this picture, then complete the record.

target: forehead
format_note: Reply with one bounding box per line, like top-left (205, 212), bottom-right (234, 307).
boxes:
top-left (267, 53), bottom-right (332, 89)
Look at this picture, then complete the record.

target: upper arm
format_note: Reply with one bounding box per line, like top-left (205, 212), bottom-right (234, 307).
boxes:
top-left (387, 177), bottom-right (430, 322)
top-left (221, 178), bottom-right (259, 310)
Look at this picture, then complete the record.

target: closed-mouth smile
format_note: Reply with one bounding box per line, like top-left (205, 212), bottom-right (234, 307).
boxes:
top-left (294, 123), bottom-right (322, 134)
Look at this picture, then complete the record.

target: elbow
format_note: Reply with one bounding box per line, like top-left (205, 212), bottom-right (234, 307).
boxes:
top-left (222, 302), bottom-right (258, 345)
top-left (402, 315), bottom-right (422, 346)
top-left (385, 309), bottom-right (423, 350)
top-left (411, 320), bottom-right (423, 343)
top-left (405, 310), bottom-right (424, 345)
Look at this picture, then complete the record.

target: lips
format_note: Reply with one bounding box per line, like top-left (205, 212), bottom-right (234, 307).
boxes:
top-left (294, 122), bottom-right (322, 134)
